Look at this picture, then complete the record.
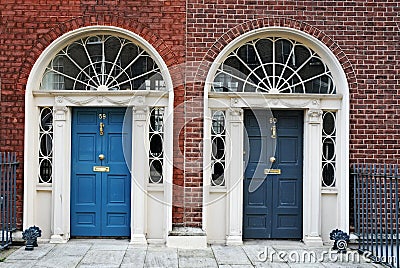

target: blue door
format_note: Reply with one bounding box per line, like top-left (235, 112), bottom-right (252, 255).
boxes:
top-left (71, 108), bottom-right (131, 237)
top-left (243, 110), bottom-right (303, 239)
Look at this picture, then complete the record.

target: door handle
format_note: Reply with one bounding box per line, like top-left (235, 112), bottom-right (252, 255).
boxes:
top-left (99, 122), bottom-right (104, 136)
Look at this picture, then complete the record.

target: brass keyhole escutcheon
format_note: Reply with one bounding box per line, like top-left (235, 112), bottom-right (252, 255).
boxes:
top-left (270, 117), bottom-right (277, 139)
top-left (99, 154), bottom-right (105, 160)
top-left (271, 125), bottom-right (276, 139)
top-left (99, 122), bottom-right (104, 136)
top-left (270, 156), bottom-right (276, 163)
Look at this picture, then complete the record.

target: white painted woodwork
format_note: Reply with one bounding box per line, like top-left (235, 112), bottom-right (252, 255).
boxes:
top-left (24, 26), bottom-right (174, 244)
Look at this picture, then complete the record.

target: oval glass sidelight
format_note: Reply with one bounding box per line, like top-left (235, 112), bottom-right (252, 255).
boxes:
top-left (321, 111), bottom-right (337, 188)
top-left (210, 110), bottom-right (226, 187)
top-left (38, 107), bottom-right (54, 184)
top-left (148, 108), bottom-right (165, 184)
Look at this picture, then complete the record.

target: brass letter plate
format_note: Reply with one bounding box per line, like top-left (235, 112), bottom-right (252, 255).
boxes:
top-left (93, 166), bottom-right (110, 172)
top-left (264, 169), bottom-right (281, 175)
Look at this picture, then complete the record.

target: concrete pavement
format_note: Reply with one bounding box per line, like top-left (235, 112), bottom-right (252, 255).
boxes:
top-left (0, 239), bottom-right (383, 267)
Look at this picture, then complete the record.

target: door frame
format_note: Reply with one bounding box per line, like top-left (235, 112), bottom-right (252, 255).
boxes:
top-left (204, 101), bottom-right (344, 246)
top-left (23, 26), bottom-right (174, 244)
top-left (203, 27), bottom-right (349, 246)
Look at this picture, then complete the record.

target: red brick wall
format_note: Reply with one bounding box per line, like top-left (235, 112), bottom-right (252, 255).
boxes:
top-left (185, 0), bottom-right (400, 227)
top-left (0, 0), bottom-right (399, 229)
top-left (0, 0), bottom-right (186, 229)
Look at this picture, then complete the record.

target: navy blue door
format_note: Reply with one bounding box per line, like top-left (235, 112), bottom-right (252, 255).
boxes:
top-left (243, 110), bottom-right (303, 239)
top-left (71, 108), bottom-right (131, 237)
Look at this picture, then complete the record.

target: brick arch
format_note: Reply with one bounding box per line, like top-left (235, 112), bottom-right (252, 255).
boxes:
top-left (17, 14), bottom-right (178, 89)
top-left (196, 17), bottom-right (357, 92)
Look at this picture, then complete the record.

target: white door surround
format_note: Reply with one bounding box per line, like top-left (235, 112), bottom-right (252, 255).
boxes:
top-left (24, 26), bottom-right (174, 244)
top-left (203, 27), bottom-right (350, 246)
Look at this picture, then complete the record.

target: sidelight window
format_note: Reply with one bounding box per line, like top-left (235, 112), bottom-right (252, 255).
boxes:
top-left (321, 111), bottom-right (337, 187)
top-left (211, 110), bottom-right (226, 186)
top-left (38, 107), bottom-right (53, 184)
top-left (149, 107), bottom-right (165, 184)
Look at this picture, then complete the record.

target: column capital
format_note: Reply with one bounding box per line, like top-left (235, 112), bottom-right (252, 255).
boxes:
top-left (133, 106), bottom-right (148, 121)
top-left (229, 108), bottom-right (243, 122)
top-left (307, 109), bottom-right (323, 124)
top-left (54, 106), bottom-right (68, 121)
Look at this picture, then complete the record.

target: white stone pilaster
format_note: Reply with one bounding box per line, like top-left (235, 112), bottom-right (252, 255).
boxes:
top-left (303, 109), bottom-right (323, 247)
top-left (130, 106), bottom-right (148, 245)
top-left (50, 106), bottom-right (69, 243)
top-left (226, 108), bottom-right (244, 245)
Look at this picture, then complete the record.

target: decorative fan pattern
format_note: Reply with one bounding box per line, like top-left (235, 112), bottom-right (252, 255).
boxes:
top-left (40, 35), bottom-right (165, 91)
top-left (212, 37), bottom-right (336, 94)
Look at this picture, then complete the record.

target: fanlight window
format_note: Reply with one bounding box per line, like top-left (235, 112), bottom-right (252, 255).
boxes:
top-left (40, 35), bottom-right (165, 91)
top-left (212, 37), bottom-right (336, 94)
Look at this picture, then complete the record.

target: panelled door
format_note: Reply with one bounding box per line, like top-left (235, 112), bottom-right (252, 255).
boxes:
top-left (243, 110), bottom-right (303, 239)
top-left (71, 108), bottom-right (131, 237)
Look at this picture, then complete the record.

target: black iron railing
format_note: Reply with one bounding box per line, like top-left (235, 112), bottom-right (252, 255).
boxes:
top-left (0, 152), bottom-right (17, 249)
top-left (353, 164), bottom-right (399, 268)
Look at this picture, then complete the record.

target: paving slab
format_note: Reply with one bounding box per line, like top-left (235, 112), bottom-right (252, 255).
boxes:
top-left (219, 265), bottom-right (254, 268)
top-left (178, 248), bottom-right (214, 257)
top-left (212, 245), bottom-right (252, 265)
top-left (322, 262), bottom-right (382, 268)
top-left (120, 248), bottom-right (147, 268)
top-left (308, 247), bottom-right (378, 265)
top-left (33, 255), bottom-right (82, 268)
top-left (242, 244), bottom-right (286, 264)
top-left (48, 243), bottom-right (91, 257)
top-left (78, 250), bottom-right (125, 267)
top-left (6, 243), bottom-right (55, 260)
top-left (287, 263), bottom-right (325, 267)
top-left (254, 263), bottom-right (290, 268)
top-left (89, 240), bottom-right (129, 251)
top-left (0, 239), bottom-right (386, 268)
top-left (178, 256), bottom-right (218, 268)
top-left (177, 248), bottom-right (217, 268)
top-left (145, 246), bottom-right (178, 268)
top-left (0, 260), bottom-right (38, 268)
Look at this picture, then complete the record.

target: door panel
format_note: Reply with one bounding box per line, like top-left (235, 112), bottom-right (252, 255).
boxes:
top-left (71, 108), bottom-right (131, 237)
top-left (243, 110), bottom-right (303, 239)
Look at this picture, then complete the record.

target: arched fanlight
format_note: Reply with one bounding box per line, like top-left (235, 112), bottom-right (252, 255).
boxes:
top-left (212, 37), bottom-right (336, 94)
top-left (40, 35), bottom-right (165, 91)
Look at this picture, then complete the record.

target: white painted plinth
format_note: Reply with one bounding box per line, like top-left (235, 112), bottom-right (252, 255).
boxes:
top-left (49, 234), bottom-right (68, 244)
top-left (167, 227), bottom-right (207, 249)
top-left (303, 236), bottom-right (323, 247)
top-left (130, 234), bottom-right (147, 245)
top-left (226, 235), bottom-right (243, 245)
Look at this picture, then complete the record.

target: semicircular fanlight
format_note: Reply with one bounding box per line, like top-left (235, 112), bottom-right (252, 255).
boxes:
top-left (212, 37), bottom-right (336, 94)
top-left (40, 35), bottom-right (165, 91)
